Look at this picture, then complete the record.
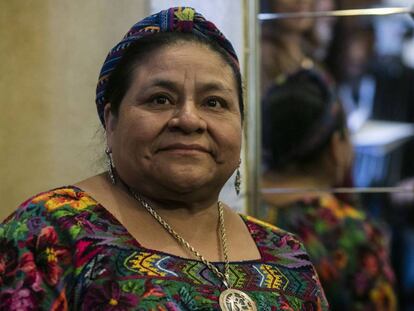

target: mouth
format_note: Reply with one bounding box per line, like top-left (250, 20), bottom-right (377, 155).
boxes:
top-left (158, 143), bottom-right (211, 154)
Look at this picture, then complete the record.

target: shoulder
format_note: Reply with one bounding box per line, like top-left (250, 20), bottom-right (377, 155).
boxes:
top-left (319, 195), bottom-right (365, 220)
top-left (240, 214), bottom-right (307, 255)
top-left (241, 214), bottom-right (291, 235)
top-left (240, 214), bottom-right (330, 309)
top-left (1, 186), bottom-right (99, 249)
top-left (318, 195), bottom-right (391, 237)
top-left (22, 186), bottom-right (97, 213)
top-left (276, 195), bottom-right (367, 225)
top-left (3, 186), bottom-right (98, 224)
top-left (0, 187), bottom-right (91, 307)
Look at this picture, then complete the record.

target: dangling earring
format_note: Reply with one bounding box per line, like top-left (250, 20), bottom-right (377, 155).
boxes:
top-left (234, 159), bottom-right (241, 196)
top-left (105, 148), bottom-right (116, 184)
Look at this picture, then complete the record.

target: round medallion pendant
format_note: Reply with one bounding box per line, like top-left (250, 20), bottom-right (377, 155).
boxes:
top-left (219, 288), bottom-right (257, 311)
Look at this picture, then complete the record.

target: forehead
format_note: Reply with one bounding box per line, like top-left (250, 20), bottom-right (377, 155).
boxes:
top-left (271, 0), bottom-right (313, 10)
top-left (131, 42), bottom-right (237, 89)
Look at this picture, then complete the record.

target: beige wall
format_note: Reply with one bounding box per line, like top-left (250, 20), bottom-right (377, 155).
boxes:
top-left (0, 0), bottom-right (149, 219)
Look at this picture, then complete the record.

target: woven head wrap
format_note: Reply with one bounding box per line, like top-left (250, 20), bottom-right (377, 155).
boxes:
top-left (96, 7), bottom-right (239, 127)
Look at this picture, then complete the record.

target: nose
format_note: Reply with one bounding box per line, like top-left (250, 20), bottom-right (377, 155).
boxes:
top-left (167, 101), bottom-right (207, 134)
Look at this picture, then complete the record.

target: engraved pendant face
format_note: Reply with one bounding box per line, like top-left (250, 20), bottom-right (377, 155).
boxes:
top-left (219, 288), bottom-right (257, 311)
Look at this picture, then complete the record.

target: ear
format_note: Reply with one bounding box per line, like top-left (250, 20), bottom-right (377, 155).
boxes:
top-left (329, 131), bottom-right (343, 166)
top-left (104, 103), bottom-right (117, 149)
top-left (328, 130), bottom-right (353, 184)
top-left (260, 172), bottom-right (276, 203)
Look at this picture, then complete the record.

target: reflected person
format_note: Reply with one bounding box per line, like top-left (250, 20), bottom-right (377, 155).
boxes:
top-left (262, 69), bottom-right (397, 310)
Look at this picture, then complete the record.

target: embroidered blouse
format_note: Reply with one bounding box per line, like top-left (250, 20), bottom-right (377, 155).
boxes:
top-left (0, 186), bottom-right (328, 310)
top-left (265, 194), bottom-right (397, 311)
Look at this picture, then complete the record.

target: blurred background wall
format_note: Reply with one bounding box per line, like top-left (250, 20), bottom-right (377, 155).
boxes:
top-left (0, 0), bottom-right (149, 218)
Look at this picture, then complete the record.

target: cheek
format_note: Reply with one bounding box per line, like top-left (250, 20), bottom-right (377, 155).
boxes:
top-left (113, 117), bottom-right (158, 154)
top-left (118, 107), bottom-right (166, 139)
top-left (218, 123), bottom-right (242, 155)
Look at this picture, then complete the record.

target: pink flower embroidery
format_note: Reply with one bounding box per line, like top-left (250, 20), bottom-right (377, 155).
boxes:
top-left (0, 278), bottom-right (43, 311)
top-left (0, 239), bottom-right (19, 286)
top-left (23, 226), bottom-right (70, 286)
top-left (82, 280), bottom-right (138, 311)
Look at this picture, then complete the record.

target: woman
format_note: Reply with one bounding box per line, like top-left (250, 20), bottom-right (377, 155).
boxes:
top-left (261, 0), bottom-right (317, 92)
top-left (261, 69), bottom-right (397, 310)
top-left (0, 7), bottom-right (328, 310)
top-left (260, 0), bottom-right (336, 93)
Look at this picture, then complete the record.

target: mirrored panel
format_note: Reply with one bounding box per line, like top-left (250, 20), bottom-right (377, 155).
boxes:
top-left (258, 0), bottom-right (414, 308)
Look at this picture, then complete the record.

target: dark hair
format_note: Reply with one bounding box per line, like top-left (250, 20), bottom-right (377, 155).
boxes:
top-left (104, 32), bottom-right (244, 122)
top-left (262, 69), bottom-right (346, 171)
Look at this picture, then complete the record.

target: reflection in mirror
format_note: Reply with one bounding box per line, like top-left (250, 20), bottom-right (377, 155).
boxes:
top-left (259, 0), bottom-right (414, 309)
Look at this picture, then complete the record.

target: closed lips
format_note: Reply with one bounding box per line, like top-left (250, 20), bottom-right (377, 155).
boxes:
top-left (159, 144), bottom-right (210, 153)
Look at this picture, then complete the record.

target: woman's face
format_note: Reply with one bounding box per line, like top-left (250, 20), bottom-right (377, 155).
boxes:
top-left (269, 0), bottom-right (315, 32)
top-left (270, 0), bottom-right (314, 13)
top-left (105, 42), bottom-right (242, 200)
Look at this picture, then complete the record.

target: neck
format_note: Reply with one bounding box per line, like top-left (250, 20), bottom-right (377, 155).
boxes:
top-left (262, 170), bottom-right (333, 206)
top-left (117, 173), bottom-right (220, 214)
top-left (113, 174), bottom-right (221, 231)
top-left (137, 192), bottom-right (221, 223)
top-left (283, 37), bottom-right (305, 60)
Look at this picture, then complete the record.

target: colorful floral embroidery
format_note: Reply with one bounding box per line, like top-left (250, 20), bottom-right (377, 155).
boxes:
top-left (32, 188), bottom-right (96, 212)
top-left (0, 277), bottom-right (44, 311)
top-left (82, 280), bottom-right (139, 311)
top-left (1, 186), bottom-right (329, 310)
top-left (266, 194), bottom-right (397, 310)
top-left (0, 239), bottom-right (19, 287)
top-left (23, 226), bottom-right (71, 286)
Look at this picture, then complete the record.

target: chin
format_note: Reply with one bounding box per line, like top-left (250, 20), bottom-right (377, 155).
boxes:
top-left (150, 161), bottom-right (233, 195)
top-left (166, 172), bottom-right (211, 191)
top-left (160, 161), bottom-right (210, 180)
top-left (162, 170), bottom-right (227, 197)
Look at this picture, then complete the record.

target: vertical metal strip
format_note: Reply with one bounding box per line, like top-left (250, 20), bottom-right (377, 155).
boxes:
top-left (243, 0), bottom-right (261, 217)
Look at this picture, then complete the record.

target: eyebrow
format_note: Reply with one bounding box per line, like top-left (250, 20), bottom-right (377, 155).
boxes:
top-left (198, 82), bottom-right (234, 94)
top-left (147, 79), bottom-right (181, 93)
top-left (147, 78), bottom-right (233, 94)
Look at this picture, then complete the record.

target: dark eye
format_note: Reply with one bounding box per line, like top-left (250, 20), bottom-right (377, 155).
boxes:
top-left (205, 98), bottom-right (224, 109)
top-left (152, 96), bottom-right (170, 105)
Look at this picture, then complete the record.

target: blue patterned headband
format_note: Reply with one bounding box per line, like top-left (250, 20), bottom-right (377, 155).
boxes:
top-left (95, 7), bottom-right (239, 126)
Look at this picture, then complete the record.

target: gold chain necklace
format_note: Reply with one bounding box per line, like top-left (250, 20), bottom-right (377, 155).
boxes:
top-left (132, 193), bottom-right (257, 311)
